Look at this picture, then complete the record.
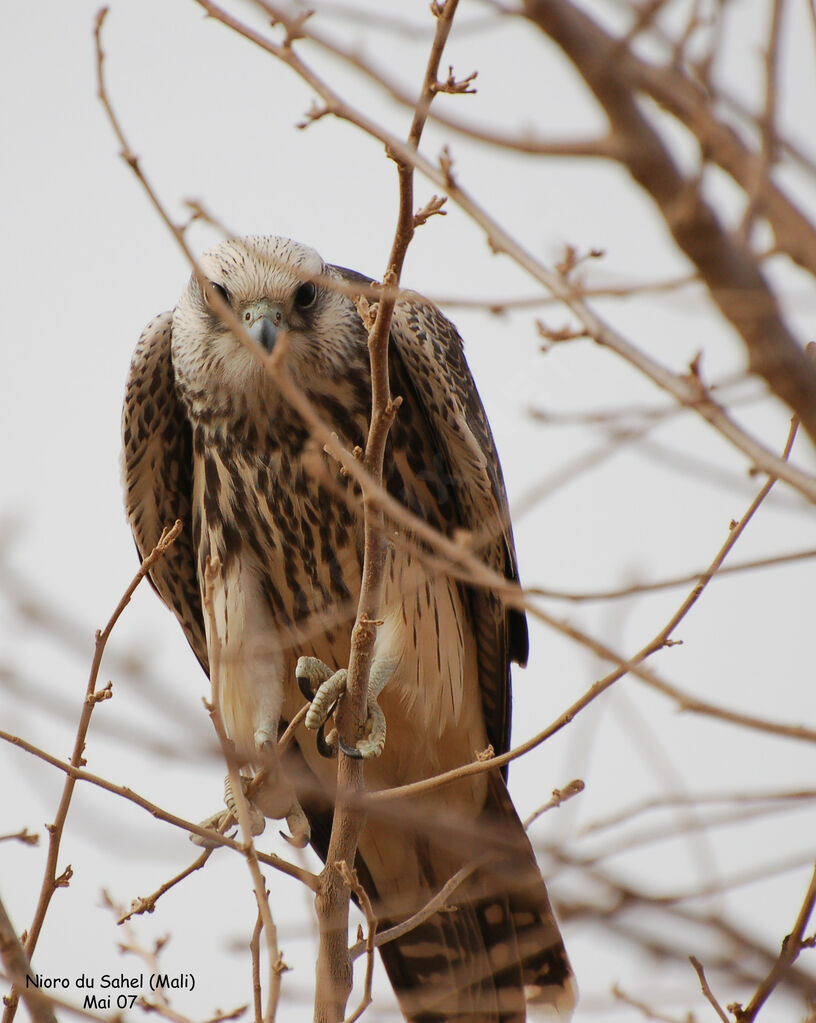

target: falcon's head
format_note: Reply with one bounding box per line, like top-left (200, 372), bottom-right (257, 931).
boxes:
top-left (171, 235), bottom-right (366, 413)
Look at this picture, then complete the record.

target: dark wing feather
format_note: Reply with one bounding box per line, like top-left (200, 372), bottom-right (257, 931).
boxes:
top-left (333, 267), bottom-right (529, 760)
top-left (122, 311), bottom-right (208, 672)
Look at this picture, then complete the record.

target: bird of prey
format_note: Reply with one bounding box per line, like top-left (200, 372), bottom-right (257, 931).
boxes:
top-left (122, 235), bottom-right (575, 1021)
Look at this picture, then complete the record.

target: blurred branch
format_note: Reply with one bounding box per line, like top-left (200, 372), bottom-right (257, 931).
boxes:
top-left (581, 787), bottom-right (816, 838)
top-left (0, 727), bottom-right (317, 888)
top-left (0, 829), bottom-right (38, 847)
top-left (612, 985), bottom-right (690, 1023)
top-left (521, 0), bottom-right (816, 450)
top-left (0, 895), bottom-right (58, 1023)
top-left (530, 546), bottom-right (816, 602)
top-left (562, 859), bottom-right (816, 1001)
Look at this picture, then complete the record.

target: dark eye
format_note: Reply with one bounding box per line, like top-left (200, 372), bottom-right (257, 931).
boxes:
top-left (205, 281), bottom-right (231, 308)
top-left (294, 281), bottom-right (316, 309)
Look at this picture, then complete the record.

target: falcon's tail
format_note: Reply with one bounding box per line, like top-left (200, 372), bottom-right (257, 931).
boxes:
top-left (373, 774), bottom-right (576, 1022)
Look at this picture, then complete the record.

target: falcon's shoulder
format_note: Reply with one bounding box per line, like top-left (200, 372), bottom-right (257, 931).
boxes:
top-left (122, 310), bottom-right (208, 672)
top-left (332, 267), bottom-right (529, 757)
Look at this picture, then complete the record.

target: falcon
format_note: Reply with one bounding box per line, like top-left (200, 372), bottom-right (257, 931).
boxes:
top-left (122, 235), bottom-right (575, 1021)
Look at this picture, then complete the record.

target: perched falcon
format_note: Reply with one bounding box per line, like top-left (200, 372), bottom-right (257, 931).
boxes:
top-left (122, 235), bottom-right (575, 1021)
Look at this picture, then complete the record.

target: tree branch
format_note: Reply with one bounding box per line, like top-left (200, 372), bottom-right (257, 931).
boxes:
top-left (0, 896), bottom-right (58, 1023)
top-left (311, 1), bottom-right (465, 1016)
top-left (521, 0), bottom-right (816, 450)
top-left (733, 860), bottom-right (816, 1021)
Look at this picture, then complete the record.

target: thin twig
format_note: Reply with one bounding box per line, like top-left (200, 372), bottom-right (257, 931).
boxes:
top-left (738, 0), bottom-right (786, 240)
top-left (0, 728), bottom-right (317, 888)
top-left (335, 863), bottom-right (377, 1023)
top-left (349, 858), bottom-right (484, 962)
top-left (522, 779), bottom-right (585, 829)
top-left (117, 848), bottom-right (214, 923)
top-left (733, 861), bottom-right (816, 1021)
top-left (0, 829), bottom-right (38, 847)
top-left (580, 787), bottom-right (816, 837)
top-left (612, 985), bottom-right (687, 1023)
top-left (529, 546), bottom-right (816, 602)
top-left (251, 904), bottom-right (264, 1023)
top-left (689, 955), bottom-right (730, 1022)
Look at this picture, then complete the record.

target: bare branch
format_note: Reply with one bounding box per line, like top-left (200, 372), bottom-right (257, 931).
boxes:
top-left (0, 728), bottom-right (317, 888)
top-left (522, 779), bottom-right (585, 830)
top-left (117, 848), bottom-right (214, 923)
top-left (0, 896), bottom-right (58, 1023)
top-left (733, 861), bottom-right (816, 1021)
top-left (530, 546), bottom-right (816, 602)
top-left (0, 829), bottom-right (38, 847)
top-left (521, 0), bottom-right (816, 451)
top-left (689, 956), bottom-right (730, 1022)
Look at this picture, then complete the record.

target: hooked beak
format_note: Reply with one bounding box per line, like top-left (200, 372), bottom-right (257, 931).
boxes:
top-left (244, 303), bottom-right (288, 353)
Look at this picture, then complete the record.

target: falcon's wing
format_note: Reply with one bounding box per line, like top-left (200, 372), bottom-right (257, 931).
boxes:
top-left (334, 267), bottom-right (529, 760)
top-left (122, 311), bottom-right (208, 672)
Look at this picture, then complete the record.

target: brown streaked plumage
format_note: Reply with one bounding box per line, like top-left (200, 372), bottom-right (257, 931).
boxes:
top-left (122, 235), bottom-right (575, 1021)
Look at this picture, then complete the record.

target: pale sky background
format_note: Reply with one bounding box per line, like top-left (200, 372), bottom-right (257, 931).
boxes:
top-left (1, 0), bottom-right (815, 1020)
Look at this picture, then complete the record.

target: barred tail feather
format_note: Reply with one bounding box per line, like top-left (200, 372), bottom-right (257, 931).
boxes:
top-left (375, 775), bottom-right (575, 1022)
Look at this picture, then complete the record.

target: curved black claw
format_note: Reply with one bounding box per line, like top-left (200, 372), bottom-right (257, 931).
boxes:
top-left (338, 736), bottom-right (364, 759)
top-left (316, 723), bottom-right (336, 759)
top-left (314, 699), bottom-right (339, 758)
top-left (297, 674), bottom-right (315, 702)
top-left (279, 828), bottom-right (310, 849)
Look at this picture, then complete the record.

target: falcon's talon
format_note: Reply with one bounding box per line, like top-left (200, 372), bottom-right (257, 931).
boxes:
top-left (295, 656), bottom-right (343, 756)
top-left (316, 721), bottom-right (337, 758)
top-left (305, 668), bottom-right (348, 732)
top-left (279, 799), bottom-right (311, 848)
top-left (191, 808), bottom-right (237, 847)
top-left (297, 674), bottom-right (315, 702)
top-left (338, 736), bottom-right (363, 760)
top-left (296, 655), bottom-right (333, 699)
top-left (304, 656), bottom-right (395, 760)
top-left (224, 774), bottom-right (266, 837)
top-left (339, 698), bottom-right (387, 759)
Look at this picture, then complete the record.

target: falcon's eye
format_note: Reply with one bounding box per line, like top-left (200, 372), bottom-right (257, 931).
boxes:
top-left (205, 281), bottom-right (231, 308)
top-left (294, 281), bottom-right (317, 310)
